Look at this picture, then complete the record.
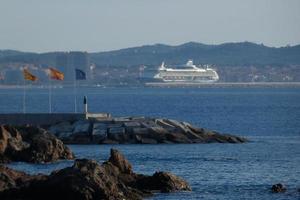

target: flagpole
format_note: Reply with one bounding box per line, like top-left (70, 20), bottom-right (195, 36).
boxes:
top-left (49, 74), bottom-right (52, 113)
top-left (74, 69), bottom-right (86, 113)
top-left (23, 76), bottom-right (26, 113)
top-left (74, 75), bottom-right (77, 113)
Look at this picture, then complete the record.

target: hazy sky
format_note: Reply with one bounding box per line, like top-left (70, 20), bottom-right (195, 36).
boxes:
top-left (0, 0), bottom-right (299, 52)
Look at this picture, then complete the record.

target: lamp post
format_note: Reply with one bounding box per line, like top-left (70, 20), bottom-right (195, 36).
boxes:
top-left (83, 96), bottom-right (88, 114)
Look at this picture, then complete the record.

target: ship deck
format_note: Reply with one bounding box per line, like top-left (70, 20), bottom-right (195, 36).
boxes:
top-left (145, 82), bottom-right (300, 88)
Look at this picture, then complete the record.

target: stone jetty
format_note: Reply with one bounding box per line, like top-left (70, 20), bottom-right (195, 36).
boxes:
top-left (0, 148), bottom-right (191, 200)
top-left (47, 116), bottom-right (247, 144)
top-left (0, 113), bottom-right (247, 144)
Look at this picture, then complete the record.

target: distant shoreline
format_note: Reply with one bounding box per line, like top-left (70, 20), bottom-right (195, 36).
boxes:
top-left (145, 82), bottom-right (300, 88)
top-left (1, 82), bottom-right (300, 89)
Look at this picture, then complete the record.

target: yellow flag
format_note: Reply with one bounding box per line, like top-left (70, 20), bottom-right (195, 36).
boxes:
top-left (48, 67), bottom-right (64, 80)
top-left (23, 69), bottom-right (38, 81)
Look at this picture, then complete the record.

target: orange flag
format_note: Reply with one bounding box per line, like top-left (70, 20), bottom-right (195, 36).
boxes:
top-left (23, 69), bottom-right (38, 81)
top-left (48, 67), bottom-right (64, 80)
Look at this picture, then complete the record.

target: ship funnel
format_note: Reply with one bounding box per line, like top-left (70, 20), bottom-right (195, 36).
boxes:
top-left (186, 60), bottom-right (193, 66)
top-left (160, 62), bottom-right (166, 70)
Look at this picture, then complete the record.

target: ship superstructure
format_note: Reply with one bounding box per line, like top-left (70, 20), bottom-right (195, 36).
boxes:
top-left (154, 60), bottom-right (219, 82)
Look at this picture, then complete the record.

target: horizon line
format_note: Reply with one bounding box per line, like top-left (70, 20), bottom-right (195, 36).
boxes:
top-left (1, 40), bottom-right (299, 54)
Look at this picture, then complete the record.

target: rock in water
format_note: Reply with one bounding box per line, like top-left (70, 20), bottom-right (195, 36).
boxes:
top-left (134, 171), bottom-right (191, 193)
top-left (0, 125), bottom-right (74, 163)
top-left (150, 172), bottom-right (191, 192)
top-left (108, 148), bottom-right (132, 174)
top-left (271, 183), bottom-right (287, 193)
top-left (0, 148), bottom-right (191, 200)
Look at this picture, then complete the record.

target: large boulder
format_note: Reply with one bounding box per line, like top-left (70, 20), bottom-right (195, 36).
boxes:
top-left (92, 123), bottom-right (107, 141)
top-left (18, 126), bottom-right (74, 163)
top-left (0, 125), bottom-right (74, 163)
top-left (48, 121), bottom-right (73, 136)
top-left (0, 149), bottom-right (191, 200)
top-left (134, 172), bottom-right (191, 193)
top-left (72, 120), bottom-right (90, 134)
top-left (151, 172), bottom-right (191, 192)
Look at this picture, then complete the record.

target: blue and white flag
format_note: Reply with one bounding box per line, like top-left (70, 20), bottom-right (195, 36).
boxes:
top-left (75, 69), bottom-right (86, 80)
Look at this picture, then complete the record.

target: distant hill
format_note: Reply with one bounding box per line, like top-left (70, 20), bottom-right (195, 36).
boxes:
top-left (0, 50), bottom-right (30, 58)
top-left (0, 51), bottom-right (67, 66)
top-left (90, 42), bottom-right (300, 66)
top-left (1, 42), bottom-right (300, 66)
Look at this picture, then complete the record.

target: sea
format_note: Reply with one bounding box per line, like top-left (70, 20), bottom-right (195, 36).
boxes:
top-left (0, 87), bottom-right (299, 200)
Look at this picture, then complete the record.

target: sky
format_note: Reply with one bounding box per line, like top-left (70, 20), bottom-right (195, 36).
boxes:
top-left (0, 0), bottom-right (300, 52)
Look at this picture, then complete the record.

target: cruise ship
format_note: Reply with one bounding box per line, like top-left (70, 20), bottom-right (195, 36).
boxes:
top-left (153, 60), bottom-right (219, 82)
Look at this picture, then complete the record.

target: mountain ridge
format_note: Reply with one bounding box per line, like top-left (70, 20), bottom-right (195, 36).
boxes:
top-left (1, 42), bottom-right (300, 66)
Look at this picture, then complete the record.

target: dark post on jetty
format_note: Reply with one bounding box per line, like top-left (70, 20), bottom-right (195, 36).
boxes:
top-left (84, 96), bottom-right (88, 113)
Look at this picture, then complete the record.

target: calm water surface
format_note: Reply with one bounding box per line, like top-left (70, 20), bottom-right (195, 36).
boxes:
top-left (1, 87), bottom-right (300, 200)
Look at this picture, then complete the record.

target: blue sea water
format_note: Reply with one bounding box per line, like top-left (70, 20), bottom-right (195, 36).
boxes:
top-left (1, 87), bottom-right (300, 199)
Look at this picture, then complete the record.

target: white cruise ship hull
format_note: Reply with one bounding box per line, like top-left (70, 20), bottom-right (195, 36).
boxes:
top-left (161, 78), bottom-right (218, 83)
top-left (153, 60), bottom-right (219, 83)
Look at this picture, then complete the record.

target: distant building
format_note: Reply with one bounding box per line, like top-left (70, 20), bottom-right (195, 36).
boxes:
top-left (55, 51), bottom-right (89, 84)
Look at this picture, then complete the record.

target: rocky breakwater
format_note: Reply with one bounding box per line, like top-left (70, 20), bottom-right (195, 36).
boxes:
top-left (48, 117), bottom-right (248, 144)
top-left (0, 125), bottom-right (74, 163)
top-left (0, 148), bottom-right (191, 200)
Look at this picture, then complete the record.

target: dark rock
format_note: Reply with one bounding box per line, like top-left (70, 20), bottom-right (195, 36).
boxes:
top-left (19, 126), bottom-right (74, 163)
top-left (166, 132), bottom-right (192, 143)
top-left (48, 121), bottom-right (73, 136)
top-left (57, 132), bottom-right (73, 139)
top-left (140, 138), bottom-right (158, 144)
top-left (0, 125), bottom-right (74, 163)
top-left (0, 127), bottom-right (9, 154)
top-left (161, 140), bottom-right (174, 144)
top-left (69, 133), bottom-right (92, 144)
top-left (155, 119), bottom-right (176, 130)
top-left (0, 148), bottom-right (191, 200)
top-left (0, 126), bottom-right (26, 162)
top-left (147, 127), bottom-right (168, 142)
top-left (0, 165), bottom-right (45, 192)
top-left (271, 183), bottom-right (287, 193)
top-left (108, 148), bottom-right (132, 174)
top-left (72, 120), bottom-right (90, 135)
top-left (101, 139), bottom-right (119, 144)
top-left (108, 131), bottom-right (130, 143)
top-left (131, 127), bottom-right (149, 135)
top-left (0, 159), bottom-right (141, 200)
top-left (135, 172), bottom-right (191, 193)
top-left (91, 123), bottom-right (107, 140)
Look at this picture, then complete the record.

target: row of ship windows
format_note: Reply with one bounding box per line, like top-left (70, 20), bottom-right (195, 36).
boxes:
top-left (163, 76), bottom-right (213, 80)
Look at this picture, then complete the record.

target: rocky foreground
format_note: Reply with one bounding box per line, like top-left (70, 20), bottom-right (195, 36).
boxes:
top-left (48, 117), bottom-right (248, 144)
top-left (0, 125), bottom-right (74, 163)
top-left (0, 149), bottom-right (191, 200)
